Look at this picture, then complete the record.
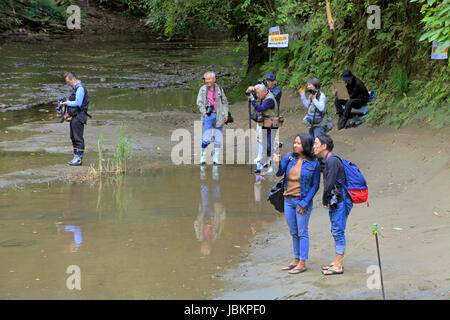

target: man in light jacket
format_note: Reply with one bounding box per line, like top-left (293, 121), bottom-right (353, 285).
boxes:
top-left (197, 71), bottom-right (229, 165)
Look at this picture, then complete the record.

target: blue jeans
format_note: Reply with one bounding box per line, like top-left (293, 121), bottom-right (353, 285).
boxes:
top-left (328, 192), bottom-right (353, 255)
top-left (309, 125), bottom-right (327, 140)
top-left (202, 113), bottom-right (223, 149)
top-left (284, 196), bottom-right (313, 260)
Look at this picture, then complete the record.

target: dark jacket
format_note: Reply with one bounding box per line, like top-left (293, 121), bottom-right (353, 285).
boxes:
top-left (270, 84), bottom-right (282, 109)
top-left (323, 154), bottom-right (347, 206)
top-left (346, 76), bottom-right (369, 105)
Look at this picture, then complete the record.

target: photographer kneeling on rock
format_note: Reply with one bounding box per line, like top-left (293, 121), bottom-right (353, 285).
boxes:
top-left (197, 71), bottom-right (229, 165)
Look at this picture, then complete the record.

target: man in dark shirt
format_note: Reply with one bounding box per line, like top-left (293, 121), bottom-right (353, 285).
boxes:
top-left (314, 134), bottom-right (353, 276)
top-left (265, 73), bottom-right (282, 107)
top-left (334, 70), bottom-right (369, 130)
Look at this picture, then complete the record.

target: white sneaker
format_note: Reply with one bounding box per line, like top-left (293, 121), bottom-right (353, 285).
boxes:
top-left (200, 149), bottom-right (206, 165)
top-left (213, 148), bottom-right (221, 165)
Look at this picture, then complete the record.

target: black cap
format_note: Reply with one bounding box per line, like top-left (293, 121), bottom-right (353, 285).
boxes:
top-left (342, 70), bottom-right (354, 82)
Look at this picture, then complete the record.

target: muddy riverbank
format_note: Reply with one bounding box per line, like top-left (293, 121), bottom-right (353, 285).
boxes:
top-left (213, 94), bottom-right (450, 300)
top-left (2, 87), bottom-right (448, 299)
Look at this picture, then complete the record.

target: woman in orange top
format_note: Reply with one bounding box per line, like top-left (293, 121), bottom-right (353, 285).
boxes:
top-left (273, 133), bottom-right (321, 274)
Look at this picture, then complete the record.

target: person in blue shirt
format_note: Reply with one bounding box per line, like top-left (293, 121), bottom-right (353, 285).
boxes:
top-left (246, 84), bottom-right (278, 174)
top-left (264, 73), bottom-right (282, 107)
top-left (60, 72), bottom-right (89, 165)
top-left (247, 74), bottom-right (282, 173)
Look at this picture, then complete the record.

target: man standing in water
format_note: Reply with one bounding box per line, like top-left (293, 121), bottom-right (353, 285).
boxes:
top-left (60, 72), bottom-right (89, 166)
top-left (197, 71), bottom-right (229, 165)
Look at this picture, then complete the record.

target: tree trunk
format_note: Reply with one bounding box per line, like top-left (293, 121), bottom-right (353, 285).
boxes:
top-left (247, 26), bottom-right (268, 70)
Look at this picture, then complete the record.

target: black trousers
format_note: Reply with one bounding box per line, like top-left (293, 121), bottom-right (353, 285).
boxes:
top-left (70, 113), bottom-right (86, 152)
top-left (335, 98), bottom-right (364, 129)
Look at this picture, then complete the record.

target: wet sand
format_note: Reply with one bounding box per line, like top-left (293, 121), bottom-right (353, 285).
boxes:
top-left (215, 93), bottom-right (450, 300)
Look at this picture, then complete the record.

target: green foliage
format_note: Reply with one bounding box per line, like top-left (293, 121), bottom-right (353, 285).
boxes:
top-left (411, 0), bottom-right (450, 52)
top-left (143, 0), bottom-right (230, 38)
top-left (0, 0), bottom-right (74, 31)
top-left (115, 122), bottom-right (133, 173)
top-left (260, 0), bottom-right (449, 128)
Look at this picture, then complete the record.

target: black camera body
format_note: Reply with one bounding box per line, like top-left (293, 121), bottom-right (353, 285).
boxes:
top-left (56, 97), bottom-right (69, 123)
top-left (258, 79), bottom-right (268, 87)
top-left (205, 103), bottom-right (214, 116)
top-left (329, 189), bottom-right (339, 208)
top-left (245, 90), bottom-right (256, 99)
top-left (56, 97), bottom-right (66, 112)
top-left (308, 89), bottom-right (319, 95)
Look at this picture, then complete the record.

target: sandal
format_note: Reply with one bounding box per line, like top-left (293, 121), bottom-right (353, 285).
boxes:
top-left (288, 268), bottom-right (307, 274)
top-left (322, 268), bottom-right (344, 276)
top-left (321, 264), bottom-right (334, 270)
top-left (281, 264), bottom-right (297, 271)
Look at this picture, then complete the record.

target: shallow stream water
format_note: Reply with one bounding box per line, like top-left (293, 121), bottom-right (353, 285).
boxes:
top-left (0, 37), bottom-right (276, 299)
top-left (0, 165), bottom-right (277, 299)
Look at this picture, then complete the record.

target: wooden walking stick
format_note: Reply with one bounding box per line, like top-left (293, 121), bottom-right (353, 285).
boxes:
top-left (372, 223), bottom-right (386, 300)
top-left (248, 98), bottom-right (252, 174)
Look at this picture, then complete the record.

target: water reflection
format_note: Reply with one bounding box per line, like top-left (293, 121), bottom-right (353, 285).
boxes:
top-left (196, 166), bottom-right (226, 255)
top-left (56, 183), bottom-right (85, 253)
top-left (0, 166), bottom-right (277, 299)
top-left (253, 174), bottom-right (265, 214)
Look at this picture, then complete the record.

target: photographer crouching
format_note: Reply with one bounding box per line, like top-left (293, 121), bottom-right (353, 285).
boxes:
top-left (246, 83), bottom-right (279, 174)
top-left (59, 72), bottom-right (90, 166)
top-left (197, 71), bottom-right (229, 165)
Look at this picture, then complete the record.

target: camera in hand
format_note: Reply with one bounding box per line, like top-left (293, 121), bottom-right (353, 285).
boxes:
top-left (56, 97), bottom-right (70, 123)
top-left (205, 103), bottom-right (214, 116)
top-left (329, 189), bottom-right (339, 208)
top-left (308, 89), bottom-right (319, 95)
top-left (245, 90), bottom-right (256, 99)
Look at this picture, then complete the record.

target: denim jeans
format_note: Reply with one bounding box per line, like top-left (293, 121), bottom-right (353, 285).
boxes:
top-left (202, 113), bottom-right (223, 149)
top-left (328, 192), bottom-right (353, 255)
top-left (284, 196), bottom-right (313, 260)
top-left (309, 125), bottom-right (327, 140)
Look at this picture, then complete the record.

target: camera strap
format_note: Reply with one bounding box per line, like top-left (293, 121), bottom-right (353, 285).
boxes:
top-left (205, 84), bottom-right (217, 106)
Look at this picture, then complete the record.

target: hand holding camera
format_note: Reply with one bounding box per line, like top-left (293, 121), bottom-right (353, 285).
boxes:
top-left (329, 189), bottom-right (339, 209)
top-left (205, 103), bottom-right (214, 116)
top-left (273, 153), bottom-right (281, 162)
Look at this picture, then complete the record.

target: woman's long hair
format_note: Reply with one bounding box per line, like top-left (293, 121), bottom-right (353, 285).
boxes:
top-left (293, 133), bottom-right (315, 160)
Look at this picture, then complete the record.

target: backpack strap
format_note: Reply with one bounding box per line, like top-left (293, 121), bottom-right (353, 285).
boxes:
top-left (325, 154), bottom-right (354, 194)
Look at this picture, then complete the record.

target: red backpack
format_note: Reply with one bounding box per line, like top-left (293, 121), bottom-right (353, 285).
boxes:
top-left (326, 154), bottom-right (369, 206)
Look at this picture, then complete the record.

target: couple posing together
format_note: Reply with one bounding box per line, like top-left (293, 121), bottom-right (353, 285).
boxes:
top-left (273, 133), bottom-right (353, 276)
